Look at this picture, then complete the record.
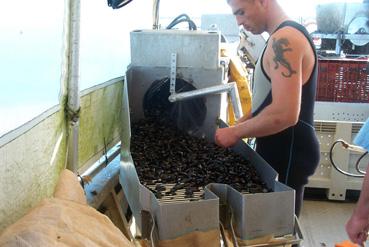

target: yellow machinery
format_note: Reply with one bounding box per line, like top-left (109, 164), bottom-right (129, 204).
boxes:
top-left (227, 56), bottom-right (252, 126)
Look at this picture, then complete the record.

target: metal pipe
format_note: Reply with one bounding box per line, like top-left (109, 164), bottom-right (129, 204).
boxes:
top-left (79, 147), bottom-right (121, 180)
top-left (66, 0), bottom-right (81, 172)
top-left (229, 83), bottom-right (243, 120)
top-left (68, 123), bottom-right (79, 172)
top-left (168, 82), bottom-right (243, 120)
top-left (152, 0), bottom-right (160, 29)
top-left (168, 83), bottom-right (234, 102)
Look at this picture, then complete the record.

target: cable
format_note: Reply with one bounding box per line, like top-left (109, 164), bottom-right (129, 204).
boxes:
top-left (167, 14), bottom-right (191, 28)
top-left (168, 19), bottom-right (197, 31)
top-left (107, 0), bottom-right (133, 9)
top-left (168, 14), bottom-right (190, 25)
top-left (166, 13), bottom-right (197, 30)
top-left (329, 139), bottom-right (368, 178)
top-left (355, 150), bottom-right (369, 174)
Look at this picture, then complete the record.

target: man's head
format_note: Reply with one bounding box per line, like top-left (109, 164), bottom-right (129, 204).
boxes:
top-left (227, 0), bottom-right (268, 34)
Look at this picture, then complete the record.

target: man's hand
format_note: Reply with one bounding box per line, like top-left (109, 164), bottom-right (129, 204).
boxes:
top-left (346, 213), bottom-right (369, 246)
top-left (215, 126), bottom-right (240, 148)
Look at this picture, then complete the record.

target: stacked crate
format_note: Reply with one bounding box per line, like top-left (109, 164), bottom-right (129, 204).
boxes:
top-left (316, 59), bottom-right (369, 103)
top-left (308, 58), bottom-right (369, 200)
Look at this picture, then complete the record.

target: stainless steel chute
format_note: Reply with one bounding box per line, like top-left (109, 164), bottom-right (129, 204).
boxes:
top-left (120, 29), bottom-right (296, 244)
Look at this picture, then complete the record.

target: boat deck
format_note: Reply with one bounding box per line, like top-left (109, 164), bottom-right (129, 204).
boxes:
top-left (300, 189), bottom-right (359, 247)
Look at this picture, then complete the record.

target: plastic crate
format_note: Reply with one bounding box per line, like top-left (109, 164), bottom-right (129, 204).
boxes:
top-left (316, 59), bottom-right (369, 103)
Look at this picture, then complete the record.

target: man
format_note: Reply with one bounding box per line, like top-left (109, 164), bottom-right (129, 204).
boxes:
top-left (346, 118), bottom-right (369, 245)
top-left (346, 164), bottom-right (369, 245)
top-left (215, 0), bottom-right (320, 216)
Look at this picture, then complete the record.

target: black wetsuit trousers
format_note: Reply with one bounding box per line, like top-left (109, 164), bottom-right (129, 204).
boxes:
top-left (256, 122), bottom-right (320, 216)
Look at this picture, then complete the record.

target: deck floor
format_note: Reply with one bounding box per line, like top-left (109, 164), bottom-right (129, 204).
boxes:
top-left (299, 190), bottom-right (364, 247)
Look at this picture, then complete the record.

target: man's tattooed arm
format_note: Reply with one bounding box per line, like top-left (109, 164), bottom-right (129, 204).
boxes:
top-left (272, 37), bottom-right (296, 78)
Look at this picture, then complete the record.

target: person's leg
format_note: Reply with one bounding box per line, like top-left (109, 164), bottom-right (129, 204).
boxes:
top-left (286, 161), bottom-right (316, 217)
top-left (289, 183), bottom-right (305, 217)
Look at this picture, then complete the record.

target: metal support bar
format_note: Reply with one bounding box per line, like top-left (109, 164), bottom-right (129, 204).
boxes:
top-left (68, 123), bottom-right (79, 172)
top-left (65, 0), bottom-right (81, 172)
top-left (311, 33), bottom-right (369, 42)
top-left (219, 222), bottom-right (230, 247)
top-left (168, 82), bottom-right (243, 120)
top-left (335, 33), bottom-right (343, 55)
top-left (229, 83), bottom-right (243, 121)
top-left (169, 53), bottom-right (176, 94)
top-left (79, 146), bottom-right (121, 180)
top-left (152, 0), bottom-right (160, 29)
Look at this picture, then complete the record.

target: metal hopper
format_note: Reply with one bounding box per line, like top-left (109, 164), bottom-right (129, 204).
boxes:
top-left (119, 29), bottom-right (297, 245)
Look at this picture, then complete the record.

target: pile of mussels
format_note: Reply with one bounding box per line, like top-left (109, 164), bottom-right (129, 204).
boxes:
top-left (130, 118), bottom-right (270, 200)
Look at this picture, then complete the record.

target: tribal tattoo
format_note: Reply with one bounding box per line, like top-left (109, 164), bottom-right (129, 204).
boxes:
top-left (272, 38), bottom-right (296, 78)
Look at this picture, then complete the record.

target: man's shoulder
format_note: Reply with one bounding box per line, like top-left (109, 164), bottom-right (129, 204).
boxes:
top-left (273, 20), bottom-right (307, 35)
top-left (268, 26), bottom-right (310, 50)
top-left (271, 25), bottom-right (303, 39)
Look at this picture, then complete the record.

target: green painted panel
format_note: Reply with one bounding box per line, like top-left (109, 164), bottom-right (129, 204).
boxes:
top-left (0, 109), bottom-right (67, 232)
top-left (0, 79), bottom-right (124, 232)
top-left (78, 80), bottom-right (123, 168)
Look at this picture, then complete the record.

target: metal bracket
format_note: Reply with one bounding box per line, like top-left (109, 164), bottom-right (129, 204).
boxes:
top-left (167, 52), bottom-right (243, 120)
top-left (170, 53), bottom-right (177, 94)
